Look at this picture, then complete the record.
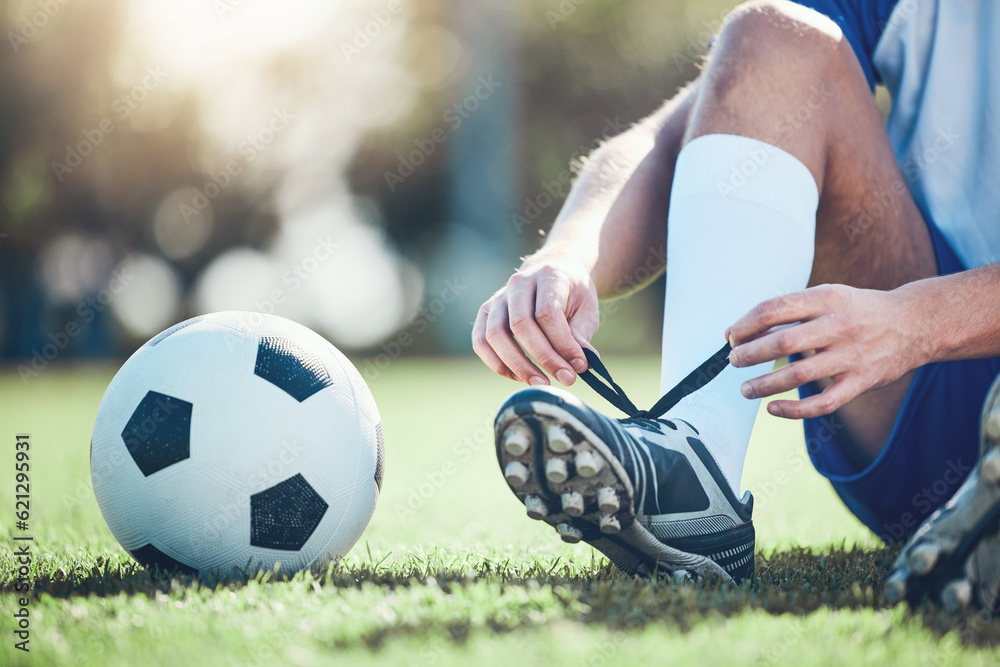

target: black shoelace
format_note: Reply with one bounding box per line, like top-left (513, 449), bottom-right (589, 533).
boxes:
top-left (577, 343), bottom-right (732, 429)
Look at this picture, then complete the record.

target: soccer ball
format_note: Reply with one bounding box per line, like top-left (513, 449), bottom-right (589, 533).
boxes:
top-left (90, 311), bottom-right (384, 578)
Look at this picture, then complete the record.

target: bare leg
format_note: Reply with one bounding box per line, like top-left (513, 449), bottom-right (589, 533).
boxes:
top-left (674, 0), bottom-right (937, 467)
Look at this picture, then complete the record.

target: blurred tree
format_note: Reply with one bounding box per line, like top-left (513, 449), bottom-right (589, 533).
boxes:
top-left (0, 0), bottom-right (737, 361)
top-left (0, 0), bottom-right (278, 359)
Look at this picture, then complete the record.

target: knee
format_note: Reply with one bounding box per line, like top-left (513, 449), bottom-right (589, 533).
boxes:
top-left (708, 0), bottom-right (860, 99)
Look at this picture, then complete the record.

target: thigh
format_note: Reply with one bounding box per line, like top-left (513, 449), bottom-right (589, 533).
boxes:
top-left (809, 90), bottom-right (937, 294)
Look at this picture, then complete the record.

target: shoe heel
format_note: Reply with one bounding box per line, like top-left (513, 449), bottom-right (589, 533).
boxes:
top-left (980, 374), bottom-right (1000, 457)
top-left (982, 449), bottom-right (1000, 484)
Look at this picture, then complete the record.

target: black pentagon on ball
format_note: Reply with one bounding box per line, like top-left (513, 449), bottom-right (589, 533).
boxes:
top-left (250, 473), bottom-right (328, 551)
top-left (253, 336), bottom-right (334, 402)
top-left (121, 391), bottom-right (193, 477)
top-left (129, 543), bottom-right (198, 575)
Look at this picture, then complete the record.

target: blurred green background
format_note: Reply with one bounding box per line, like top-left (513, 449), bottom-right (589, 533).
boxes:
top-left (0, 0), bottom-right (738, 366)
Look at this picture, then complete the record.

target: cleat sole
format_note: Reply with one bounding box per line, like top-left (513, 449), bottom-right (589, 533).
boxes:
top-left (985, 413), bottom-right (1000, 442)
top-left (908, 543), bottom-right (940, 575)
top-left (599, 513), bottom-right (621, 535)
top-left (525, 495), bottom-right (547, 520)
top-left (562, 491), bottom-right (584, 517)
top-left (575, 450), bottom-right (603, 478)
top-left (545, 457), bottom-right (569, 484)
top-left (597, 486), bottom-right (619, 514)
top-left (546, 425), bottom-right (573, 453)
top-left (504, 461), bottom-right (529, 488)
top-left (503, 427), bottom-right (531, 457)
top-left (883, 572), bottom-right (907, 604)
top-left (942, 579), bottom-right (973, 613)
top-left (982, 449), bottom-right (1000, 484)
top-left (558, 522), bottom-right (583, 543)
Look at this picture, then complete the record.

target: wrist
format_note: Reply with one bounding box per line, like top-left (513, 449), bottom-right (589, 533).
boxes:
top-left (893, 279), bottom-right (943, 367)
top-left (520, 245), bottom-right (595, 276)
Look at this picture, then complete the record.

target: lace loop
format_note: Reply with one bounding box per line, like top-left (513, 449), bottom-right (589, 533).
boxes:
top-left (578, 343), bottom-right (732, 421)
top-left (577, 348), bottom-right (640, 416)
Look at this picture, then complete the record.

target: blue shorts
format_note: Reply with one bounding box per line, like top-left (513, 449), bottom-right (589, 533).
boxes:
top-left (798, 220), bottom-right (1000, 542)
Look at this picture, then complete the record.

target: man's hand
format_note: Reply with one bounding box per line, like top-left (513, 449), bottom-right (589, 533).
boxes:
top-left (472, 257), bottom-right (599, 386)
top-left (725, 284), bottom-right (934, 419)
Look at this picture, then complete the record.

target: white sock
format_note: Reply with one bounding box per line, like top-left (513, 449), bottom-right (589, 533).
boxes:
top-left (660, 134), bottom-right (818, 495)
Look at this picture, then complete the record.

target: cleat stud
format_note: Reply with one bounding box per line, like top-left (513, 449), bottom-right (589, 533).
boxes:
top-left (504, 462), bottom-right (529, 488)
top-left (908, 544), bottom-right (941, 575)
top-left (942, 579), bottom-right (973, 613)
top-left (575, 450), bottom-right (603, 478)
top-left (525, 495), bottom-right (548, 520)
top-left (561, 492), bottom-right (584, 517)
top-left (545, 458), bottom-right (569, 484)
top-left (599, 513), bottom-right (621, 535)
top-left (985, 414), bottom-right (1000, 441)
top-left (883, 572), bottom-right (908, 604)
top-left (546, 425), bottom-right (573, 453)
top-left (503, 427), bottom-right (531, 457)
top-left (597, 487), bottom-right (619, 514)
top-left (982, 450), bottom-right (1000, 484)
top-left (557, 522), bottom-right (583, 544)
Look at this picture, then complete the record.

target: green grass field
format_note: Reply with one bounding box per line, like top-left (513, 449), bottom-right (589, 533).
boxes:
top-left (2, 357), bottom-right (999, 665)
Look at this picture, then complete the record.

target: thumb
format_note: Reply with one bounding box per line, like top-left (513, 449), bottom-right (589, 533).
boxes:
top-left (569, 309), bottom-right (600, 361)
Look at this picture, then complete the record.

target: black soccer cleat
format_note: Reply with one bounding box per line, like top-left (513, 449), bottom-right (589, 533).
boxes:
top-left (495, 345), bottom-right (755, 584)
top-left (884, 374), bottom-right (1000, 613)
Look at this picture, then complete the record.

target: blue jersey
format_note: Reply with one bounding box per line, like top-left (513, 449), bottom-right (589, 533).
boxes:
top-left (794, 0), bottom-right (1000, 270)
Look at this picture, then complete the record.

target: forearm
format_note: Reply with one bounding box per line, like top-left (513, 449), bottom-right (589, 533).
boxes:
top-left (902, 263), bottom-right (1000, 364)
top-left (526, 80), bottom-right (699, 298)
